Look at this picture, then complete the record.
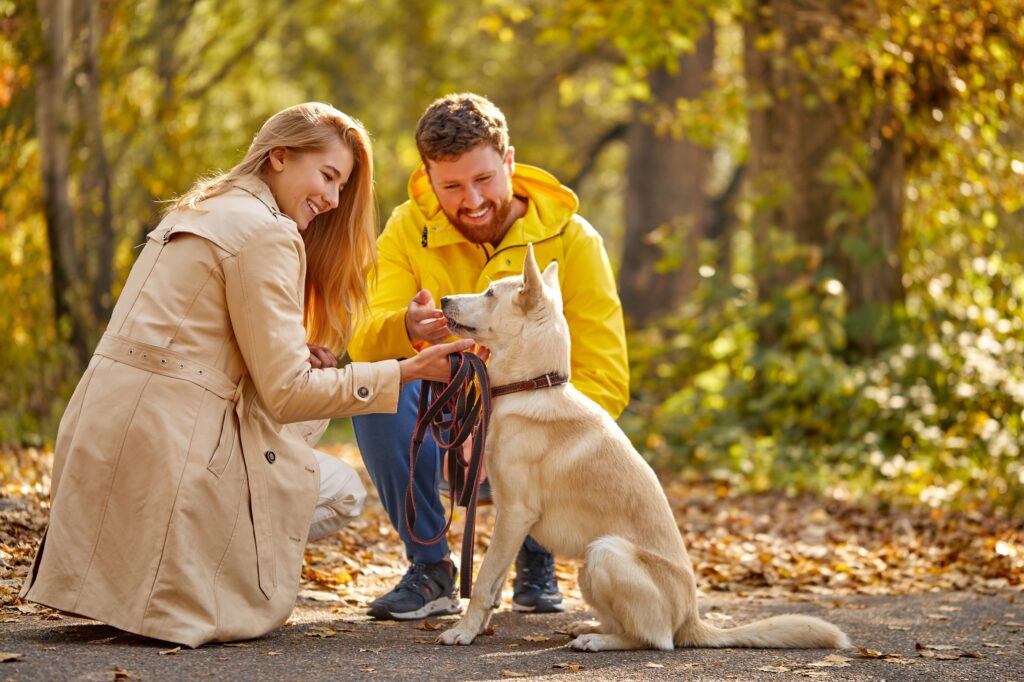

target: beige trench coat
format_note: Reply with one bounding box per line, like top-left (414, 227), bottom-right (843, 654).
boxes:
top-left (20, 176), bottom-right (400, 647)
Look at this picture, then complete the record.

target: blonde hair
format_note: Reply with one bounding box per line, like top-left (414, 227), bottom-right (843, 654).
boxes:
top-left (176, 102), bottom-right (377, 350)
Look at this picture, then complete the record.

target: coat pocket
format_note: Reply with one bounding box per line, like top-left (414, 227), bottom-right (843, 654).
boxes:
top-left (207, 404), bottom-right (239, 479)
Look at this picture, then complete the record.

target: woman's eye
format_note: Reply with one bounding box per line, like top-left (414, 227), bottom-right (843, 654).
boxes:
top-left (322, 172), bottom-right (331, 181)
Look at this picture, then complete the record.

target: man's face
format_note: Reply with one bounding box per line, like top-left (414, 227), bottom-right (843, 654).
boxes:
top-left (426, 143), bottom-right (515, 246)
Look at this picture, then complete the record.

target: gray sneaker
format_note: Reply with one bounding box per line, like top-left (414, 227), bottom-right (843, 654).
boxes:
top-left (367, 559), bottom-right (462, 621)
top-left (512, 545), bottom-right (565, 613)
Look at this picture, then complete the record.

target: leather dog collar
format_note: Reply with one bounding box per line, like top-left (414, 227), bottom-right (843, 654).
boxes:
top-left (490, 372), bottom-right (568, 398)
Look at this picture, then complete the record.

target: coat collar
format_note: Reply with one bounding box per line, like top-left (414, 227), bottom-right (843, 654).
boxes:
top-left (230, 174), bottom-right (287, 220)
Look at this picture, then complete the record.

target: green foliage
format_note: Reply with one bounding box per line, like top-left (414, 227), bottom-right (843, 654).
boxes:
top-left (626, 229), bottom-right (1024, 512)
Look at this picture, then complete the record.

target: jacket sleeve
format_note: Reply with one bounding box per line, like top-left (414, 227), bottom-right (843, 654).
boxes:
top-left (561, 218), bottom-right (630, 418)
top-left (348, 213), bottom-right (420, 361)
top-left (224, 224), bottom-right (401, 423)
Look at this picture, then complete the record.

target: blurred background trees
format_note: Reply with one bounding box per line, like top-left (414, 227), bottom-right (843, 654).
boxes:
top-left (2, 0), bottom-right (1022, 510)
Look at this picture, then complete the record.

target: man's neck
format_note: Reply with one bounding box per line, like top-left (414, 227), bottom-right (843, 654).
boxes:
top-left (489, 196), bottom-right (528, 248)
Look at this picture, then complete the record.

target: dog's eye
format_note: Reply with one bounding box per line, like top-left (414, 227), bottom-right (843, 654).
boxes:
top-left (485, 289), bottom-right (494, 297)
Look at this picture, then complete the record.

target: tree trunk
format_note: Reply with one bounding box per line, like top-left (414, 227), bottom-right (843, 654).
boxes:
top-left (744, 0), bottom-right (905, 349)
top-left (36, 0), bottom-right (89, 364)
top-left (619, 27), bottom-right (715, 326)
top-left (75, 0), bottom-right (116, 325)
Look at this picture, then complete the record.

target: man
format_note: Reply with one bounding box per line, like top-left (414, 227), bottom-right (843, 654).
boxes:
top-left (349, 93), bottom-right (628, 620)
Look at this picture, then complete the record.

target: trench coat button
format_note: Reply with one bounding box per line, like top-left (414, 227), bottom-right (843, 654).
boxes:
top-left (357, 387), bottom-right (370, 399)
top-left (264, 450), bottom-right (276, 464)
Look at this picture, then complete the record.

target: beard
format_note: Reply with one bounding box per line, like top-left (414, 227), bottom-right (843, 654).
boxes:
top-left (444, 190), bottom-right (515, 246)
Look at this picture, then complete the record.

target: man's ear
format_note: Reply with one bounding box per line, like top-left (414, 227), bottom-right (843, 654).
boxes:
top-left (505, 146), bottom-right (515, 176)
top-left (518, 243), bottom-right (543, 309)
top-left (267, 146), bottom-right (287, 172)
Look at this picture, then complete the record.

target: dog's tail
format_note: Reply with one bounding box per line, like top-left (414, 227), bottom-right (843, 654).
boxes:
top-left (680, 614), bottom-right (850, 649)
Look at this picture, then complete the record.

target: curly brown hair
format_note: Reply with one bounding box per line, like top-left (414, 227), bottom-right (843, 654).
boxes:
top-left (415, 93), bottom-right (509, 163)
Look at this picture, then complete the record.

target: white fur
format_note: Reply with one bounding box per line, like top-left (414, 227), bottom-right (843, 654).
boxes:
top-left (437, 245), bottom-right (850, 652)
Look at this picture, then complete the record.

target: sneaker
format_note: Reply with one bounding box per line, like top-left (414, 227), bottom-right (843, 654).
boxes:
top-left (367, 559), bottom-right (462, 620)
top-left (512, 545), bottom-right (564, 613)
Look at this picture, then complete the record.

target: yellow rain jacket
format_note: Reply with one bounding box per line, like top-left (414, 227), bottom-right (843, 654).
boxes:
top-left (350, 163), bottom-right (629, 418)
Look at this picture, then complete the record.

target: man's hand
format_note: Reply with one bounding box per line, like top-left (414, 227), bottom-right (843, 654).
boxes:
top-left (405, 289), bottom-right (452, 344)
top-left (307, 343), bottom-right (338, 369)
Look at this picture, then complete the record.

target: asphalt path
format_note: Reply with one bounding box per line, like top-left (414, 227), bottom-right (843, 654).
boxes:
top-left (1, 590), bottom-right (1022, 681)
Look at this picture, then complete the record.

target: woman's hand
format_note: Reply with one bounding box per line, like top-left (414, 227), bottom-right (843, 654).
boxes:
top-left (399, 339), bottom-right (475, 384)
top-left (307, 343), bottom-right (338, 369)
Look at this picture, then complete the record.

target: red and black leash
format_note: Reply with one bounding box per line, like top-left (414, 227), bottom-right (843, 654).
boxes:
top-left (404, 351), bottom-right (491, 598)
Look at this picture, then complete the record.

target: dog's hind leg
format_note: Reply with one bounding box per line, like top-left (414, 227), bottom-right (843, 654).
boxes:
top-left (570, 536), bottom-right (675, 651)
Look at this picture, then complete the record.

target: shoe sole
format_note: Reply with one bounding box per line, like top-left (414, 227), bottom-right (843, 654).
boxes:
top-left (367, 596), bottom-right (462, 621)
top-left (512, 601), bottom-right (566, 613)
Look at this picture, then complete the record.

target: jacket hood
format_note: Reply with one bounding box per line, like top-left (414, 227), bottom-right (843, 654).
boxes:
top-left (405, 162), bottom-right (579, 247)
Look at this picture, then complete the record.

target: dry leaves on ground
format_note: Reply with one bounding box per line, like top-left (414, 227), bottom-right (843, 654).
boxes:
top-left (1, 443), bottom-right (1022, 614)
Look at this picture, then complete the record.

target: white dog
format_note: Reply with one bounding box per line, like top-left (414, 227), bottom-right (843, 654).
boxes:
top-left (437, 244), bottom-right (849, 652)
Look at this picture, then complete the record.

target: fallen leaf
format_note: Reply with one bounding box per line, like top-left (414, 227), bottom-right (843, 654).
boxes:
top-left (14, 605), bottom-right (38, 614)
top-left (552, 662), bottom-right (582, 672)
top-left (112, 669), bottom-right (140, 680)
top-left (887, 625), bottom-right (911, 631)
top-left (418, 621), bottom-right (439, 631)
top-left (926, 614), bottom-right (951, 621)
top-left (262, 651), bottom-right (284, 656)
top-left (758, 665), bottom-right (790, 673)
top-left (0, 652), bottom-right (25, 662)
top-left (412, 639), bottom-right (431, 644)
top-left (804, 654), bottom-right (851, 668)
top-left (305, 627), bottom-right (337, 638)
top-left (359, 647), bottom-right (384, 654)
top-left (360, 667), bottom-right (376, 673)
top-left (937, 605), bottom-right (960, 612)
top-left (484, 625), bottom-right (496, 636)
top-left (644, 662), bottom-right (665, 668)
top-left (499, 672), bottom-right (527, 679)
top-left (158, 646), bottom-right (181, 655)
top-left (982, 642), bottom-right (1005, 647)
top-left (523, 634), bottom-right (549, 642)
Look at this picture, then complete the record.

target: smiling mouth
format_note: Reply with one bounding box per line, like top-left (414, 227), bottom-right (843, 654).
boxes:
top-left (462, 205), bottom-right (491, 221)
top-left (306, 199), bottom-right (319, 218)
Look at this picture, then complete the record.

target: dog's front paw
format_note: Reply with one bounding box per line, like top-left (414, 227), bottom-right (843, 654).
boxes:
top-left (570, 633), bottom-right (607, 652)
top-left (437, 625), bottom-right (477, 646)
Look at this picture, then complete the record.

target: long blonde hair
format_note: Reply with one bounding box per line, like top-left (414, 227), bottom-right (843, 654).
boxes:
top-left (176, 102), bottom-right (376, 350)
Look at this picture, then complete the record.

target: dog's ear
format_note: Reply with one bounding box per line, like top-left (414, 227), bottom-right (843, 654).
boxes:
top-left (542, 260), bottom-right (559, 291)
top-left (519, 243), bottom-right (544, 307)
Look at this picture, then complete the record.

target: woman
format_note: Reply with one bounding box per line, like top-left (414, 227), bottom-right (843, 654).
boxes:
top-left (19, 103), bottom-right (471, 647)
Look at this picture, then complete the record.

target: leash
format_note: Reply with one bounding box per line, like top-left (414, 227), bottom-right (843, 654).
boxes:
top-left (405, 351), bottom-right (491, 599)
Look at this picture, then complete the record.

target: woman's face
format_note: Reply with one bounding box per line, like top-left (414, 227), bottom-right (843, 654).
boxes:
top-left (264, 137), bottom-right (354, 231)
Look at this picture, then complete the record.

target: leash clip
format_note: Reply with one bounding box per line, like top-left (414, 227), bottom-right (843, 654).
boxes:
top-left (544, 374), bottom-right (553, 388)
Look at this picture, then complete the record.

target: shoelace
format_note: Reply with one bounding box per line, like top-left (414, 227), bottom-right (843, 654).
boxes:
top-left (518, 552), bottom-right (557, 589)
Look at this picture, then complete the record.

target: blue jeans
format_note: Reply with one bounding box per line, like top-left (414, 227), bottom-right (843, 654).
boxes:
top-left (353, 381), bottom-right (549, 564)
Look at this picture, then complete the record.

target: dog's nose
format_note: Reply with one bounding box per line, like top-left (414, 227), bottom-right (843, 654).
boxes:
top-left (440, 296), bottom-right (451, 306)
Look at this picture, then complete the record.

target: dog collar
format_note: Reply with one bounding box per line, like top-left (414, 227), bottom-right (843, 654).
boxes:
top-left (490, 372), bottom-right (568, 398)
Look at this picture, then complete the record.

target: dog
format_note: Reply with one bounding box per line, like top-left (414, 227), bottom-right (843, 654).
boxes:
top-left (436, 244), bottom-right (849, 652)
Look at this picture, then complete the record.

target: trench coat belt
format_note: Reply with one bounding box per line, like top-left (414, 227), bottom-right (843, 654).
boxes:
top-left (94, 333), bottom-right (238, 399)
top-left (94, 332), bottom-right (277, 600)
